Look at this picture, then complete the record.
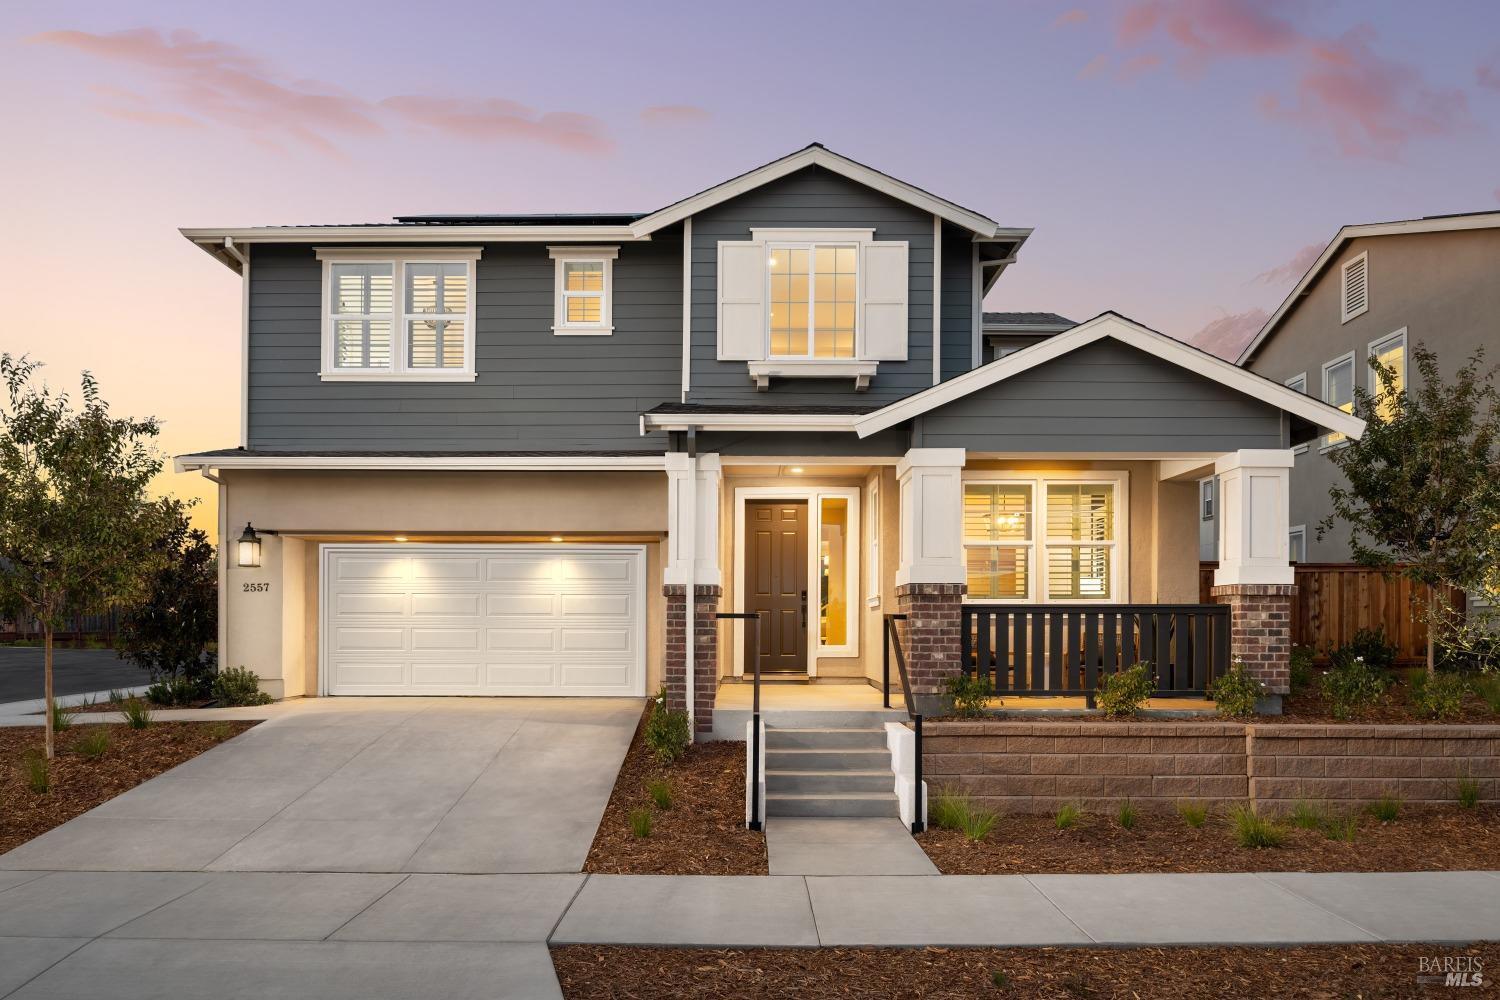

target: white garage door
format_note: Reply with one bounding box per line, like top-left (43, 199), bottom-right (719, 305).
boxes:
top-left (321, 544), bottom-right (646, 697)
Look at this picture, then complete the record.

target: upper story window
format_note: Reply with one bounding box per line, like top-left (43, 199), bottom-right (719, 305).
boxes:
top-left (963, 475), bottom-right (1124, 603)
top-left (1368, 328), bottom-right (1407, 421)
top-left (549, 246), bottom-right (617, 335)
top-left (1321, 352), bottom-right (1355, 449)
top-left (317, 249), bottom-right (479, 381)
top-left (1340, 251), bottom-right (1368, 323)
top-left (768, 244), bottom-right (857, 359)
top-left (1284, 372), bottom-right (1309, 454)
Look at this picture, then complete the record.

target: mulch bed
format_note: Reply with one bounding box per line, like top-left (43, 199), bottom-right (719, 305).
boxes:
top-left (919, 804), bottom-right (1500, 875)
top-left (584, 708), bottom-right (767, 875)
top-left (552, 943), bottom-right (1500, 998)
top-left (0, 721), bottom-right (257, 854)
top-left (1277, 676), bottom-right (1499, 724)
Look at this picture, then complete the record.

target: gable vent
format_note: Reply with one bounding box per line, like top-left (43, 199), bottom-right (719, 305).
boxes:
top-left (1340, 251), bottom-right (1368, 323)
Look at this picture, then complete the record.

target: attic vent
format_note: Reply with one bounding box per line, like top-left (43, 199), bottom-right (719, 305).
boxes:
top-left (1340, 251), bottom-right (1368, 323)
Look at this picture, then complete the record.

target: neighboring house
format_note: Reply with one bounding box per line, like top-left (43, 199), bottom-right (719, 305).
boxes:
top-left (176, 143), bottom-right (1360, 727)
top-left (1203, 212), bottom-right (1500, 564)
top-left (981, 311), bottom-right (1075, 361)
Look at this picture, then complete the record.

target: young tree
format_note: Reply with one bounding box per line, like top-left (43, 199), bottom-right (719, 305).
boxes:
top-left (0, 356), bottom-right (181, 757)
top-left (1322, 342), bottom-right (1500, 673)
top-left (116, 515), bottom-right (218, 699)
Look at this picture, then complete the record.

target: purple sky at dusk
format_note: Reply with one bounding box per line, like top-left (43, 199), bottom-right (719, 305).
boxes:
top-left (4, 0), bottom-right (1498, 538)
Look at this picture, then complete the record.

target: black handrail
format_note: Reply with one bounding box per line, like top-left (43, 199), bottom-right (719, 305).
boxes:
top-left (717, 612), bottom-right (762, 831)
top-left (883, 613), bottom-right (924, 834)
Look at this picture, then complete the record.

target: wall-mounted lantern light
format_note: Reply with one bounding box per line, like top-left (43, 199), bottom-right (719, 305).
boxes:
top-left (237, 523), bottom-right (263, 568)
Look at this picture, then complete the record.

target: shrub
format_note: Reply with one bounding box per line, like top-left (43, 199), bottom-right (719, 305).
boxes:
top-left (1176, 801), bottom-right (1208, 829)
top-left (1229, 805), bottom-right (1284, 848)
top-left (1095, 663), bottom-right (1155, 717)
top-left (50, 701), bottom-right (72, 731)
top-left (1329, 628), bottom-right (1398, 673)
top-left (1054, 802), bottom-right (1081, 830)
top-left (1322, 813), bottom-right (1358, 842)
top-left (1289, 800), bottom-right (1329, 831)
top-left (1476, 674), bottom-right (1500, 715)
top-left (1457, 776), bottom-right (1481, 809)
top-left (1289, 646), bottom-right (1317, 690)
top-left (146, 674), bottom-right (206, 707)
top-left (212, 667), bottom-right (274, 707)
top-left (23, 750), bottom-right (49, 793)
top-left (1209, 663), bottom-right (1264, 718)
top-left (1319, 654), bottom-right (1389, 720)
top-left (1409, 671), bottom-right (1467, 720)
top-left (1116, 800), bottom-right (1139, 831)
top-left (121, 698), bottom-right (153, 730)
top-left (75, 728), bottom-right (110, 760)
top-left (208, 722), bottom-right (233, 742)
top-left (991, 970), bottom-right (1008, 989)
top-left (1367, 794), bottom-right (1402, 822)
top-left (929, 787), bottom-right (972, 831)
top-left (958, 805), bottom-right (998, 843)
top-left (646, 778), bottom-right (673, 810)
top-left (628, 807), bottom-right (653, 838)
top-left (643, 689), bottom-right (690, 763)
top-left (944, 672), bottom-right (993, 718)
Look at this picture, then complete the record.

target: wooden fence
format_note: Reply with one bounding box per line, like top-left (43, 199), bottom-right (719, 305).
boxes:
top-left (1198, 563), bottom-right (1465, 664)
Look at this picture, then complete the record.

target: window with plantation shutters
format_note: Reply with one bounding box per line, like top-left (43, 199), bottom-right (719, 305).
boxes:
top-left (1044, 483), bottom-right (1116, 601)
top-left (962, 476), bottom-right (1123, 604)
top-left (1340, 251), bottom-right (1368, 323)
top-left (318, 250), bottom-right (479, 380)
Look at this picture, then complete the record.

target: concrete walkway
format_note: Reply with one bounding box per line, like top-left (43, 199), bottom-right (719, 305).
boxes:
top-left (766, 818), bottom-right (938, 875)
top-left (1, 870), bottom-right (1496, 998)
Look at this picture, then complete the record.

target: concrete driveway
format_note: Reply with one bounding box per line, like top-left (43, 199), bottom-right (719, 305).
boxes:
top-left (0, 647), bottom-right (145, 704)
top-left (0, 697), bottom-right (641, 874)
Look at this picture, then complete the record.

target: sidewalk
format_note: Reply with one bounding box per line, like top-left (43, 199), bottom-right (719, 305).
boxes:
top-left (1, 869), bottom-right (1496, 998)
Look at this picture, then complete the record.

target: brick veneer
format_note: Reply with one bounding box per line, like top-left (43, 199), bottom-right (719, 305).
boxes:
top-left (895, 583), bottom-right (965, 711)
top-left (923, 720), bottom-right (1500, 813)
top-left (1212, 583), bottom-right (1296, 697)
top-left (664, 584), bottom-right (721, 736)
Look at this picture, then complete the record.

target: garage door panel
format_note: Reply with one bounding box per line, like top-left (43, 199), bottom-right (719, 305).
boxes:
top-left (324, 545), bottom-right (644, 697)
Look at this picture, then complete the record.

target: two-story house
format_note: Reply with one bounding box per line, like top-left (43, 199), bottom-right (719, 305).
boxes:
top-left (177, 144), bottom-right (1361, 733)
top-left (1216, 212), bottom-right (1500, 568)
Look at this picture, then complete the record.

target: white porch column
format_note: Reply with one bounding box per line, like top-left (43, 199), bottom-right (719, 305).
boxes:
top-left (1213, 448), bottom-right (1295, 587)
top-left (895, 447), bottom-right (966, 586)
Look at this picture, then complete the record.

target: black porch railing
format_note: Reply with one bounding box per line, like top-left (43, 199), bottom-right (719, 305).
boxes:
top-left (883, 613), bottom-right (924, 834)
top-left (717, 611), bottom-right (762, 831)
top-left (961, 603), bottom-right (1231, 705)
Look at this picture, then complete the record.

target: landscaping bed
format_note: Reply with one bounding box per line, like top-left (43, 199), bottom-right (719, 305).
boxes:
top-left (552, 942), bottom-right (1500, 999)
top-left (583, 708), bottom-right (767, 875)
top-left (1277, 673), bottom-right (1499, 724)
top-left (0, 721), bottom-right (256, 853)
top-left (919, 803), bottom-right (1500, 874)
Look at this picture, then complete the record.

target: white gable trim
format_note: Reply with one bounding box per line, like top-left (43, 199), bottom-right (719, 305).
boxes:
top-left (629, 145), bottom-right (1002, 239)
top-left (1239, 210), bottom-right (1500, 364)
top-left (853, 313), bottom-right (1368, 441)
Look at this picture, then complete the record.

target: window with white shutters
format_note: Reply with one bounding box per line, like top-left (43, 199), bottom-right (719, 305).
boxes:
top-left (1340, 251), bottom-right (1368, 323)
top-left (319, 250), bottom-right (478, 380)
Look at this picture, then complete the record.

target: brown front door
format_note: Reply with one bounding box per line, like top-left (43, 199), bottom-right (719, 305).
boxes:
top-left (745, 500), bottom-right (808, 674)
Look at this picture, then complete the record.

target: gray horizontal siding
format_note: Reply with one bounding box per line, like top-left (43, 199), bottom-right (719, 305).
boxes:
top-left (687, 165), bottom-right (938, 406)
top-left (917, 339), bottom-right (1285, 452)
top-left (940, 226), bottom-right (977, 382)
top-left (246, 239), bottom-right (682, 452)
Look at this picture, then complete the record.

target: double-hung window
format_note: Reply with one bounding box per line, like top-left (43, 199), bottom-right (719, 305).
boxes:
top-left (550, 246), bottom-right (616, 335)
top-left (319, 249), bottom-right (478, 380)
top-left (768, 243), bottom-right (858, 359)
top-left (1368, 329), bottom-right (1407, 422)
top-left (1284, 373), bottom-right (1309, 454)
top-left (1321, 352), bottom-right (1355, 448)
top-left (964, 476), bottom-right (1124, 603)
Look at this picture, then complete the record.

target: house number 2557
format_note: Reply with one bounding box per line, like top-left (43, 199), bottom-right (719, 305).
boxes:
top-left (242, 582), bottom-right (271, 593)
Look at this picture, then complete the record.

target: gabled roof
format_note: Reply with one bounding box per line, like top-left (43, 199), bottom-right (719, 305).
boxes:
top-left (627, 143), bottom-right (1016, 239)
top-left (1239, 210), bottom-right (1500, 364)
top-left (854, 312), bottom-right (1367, 440)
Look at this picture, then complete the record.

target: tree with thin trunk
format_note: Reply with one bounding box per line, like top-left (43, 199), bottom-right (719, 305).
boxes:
top-left (0, 356), bottom-right (181, 758)
top-left (1322, 342), bottom-right (1500, 673)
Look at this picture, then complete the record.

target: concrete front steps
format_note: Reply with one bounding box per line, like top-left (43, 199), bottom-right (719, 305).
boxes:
top-left (765, 724), bottom-right (900, 818)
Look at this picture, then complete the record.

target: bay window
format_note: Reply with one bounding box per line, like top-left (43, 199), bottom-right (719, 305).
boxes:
top-left (964, 475), bottom-right (1124, 603)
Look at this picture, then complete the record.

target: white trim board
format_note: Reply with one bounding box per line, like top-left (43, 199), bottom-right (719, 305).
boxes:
top-left (175, 453), bottom-right (668, 473)
top-left (851, 312), bottom-right (1368, 441)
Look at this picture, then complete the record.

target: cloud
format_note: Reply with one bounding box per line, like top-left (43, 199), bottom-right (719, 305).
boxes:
top-left (1189, 307), bottom-right (1269, 360)
top-left (640, 104), bottom-right (711, 125)
top-left (1054, 9), bottom-right (1089, 27)
top-left (1253, 242), bottom-right (1323, 287)
top-left (32, 27), bottom-right (619, 157)
top-left (1097, 2), bottom-right (1468, 158)
top-left (1476, 49), bottom-right (1500, 91)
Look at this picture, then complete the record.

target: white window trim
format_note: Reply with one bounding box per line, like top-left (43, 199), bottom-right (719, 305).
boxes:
top-left (316, 248), bottom-right (480, 382)
top-left (960, 471), bottom-right (1130, 605)
top-left (763, 239), bottom-right (863, 362)
top-left (549, 246), bottom-right (617, 335)
top-left (1340, 250), bottom-right (1369, 324)
top-left (1367, 327), bottom-right (1407, 392)
top-left (866, 476), bottom-right (881, 608)
top-left (729, 486), bottom-right (862, 675)
top-left (1200, 477), bottom-right (1214, 521)
top-left (750, 228), bottom-right (877, 370)
top-left (1284, 372), bottom-right (1309, 455)
top-left (1288, 524), bottom-right (1307, 564)
top-left (1320, 351), bottom-right (1356, 452)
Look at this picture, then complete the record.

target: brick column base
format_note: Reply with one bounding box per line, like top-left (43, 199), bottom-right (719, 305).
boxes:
top-left (664, 584), bottom-right (722, 737)
top-left (895, 583), bottom-right (965, 715)
top-left (1212, 583), bottom-right (1296, 710)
